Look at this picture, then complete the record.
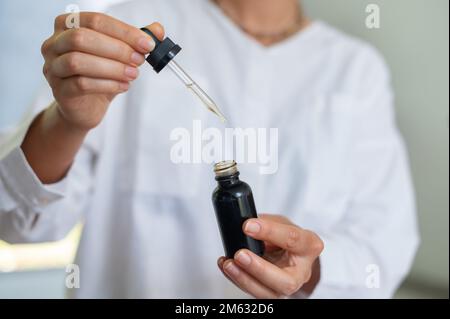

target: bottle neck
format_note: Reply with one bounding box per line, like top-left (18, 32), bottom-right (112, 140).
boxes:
top-left (216, 173), bottom-right (241, 187)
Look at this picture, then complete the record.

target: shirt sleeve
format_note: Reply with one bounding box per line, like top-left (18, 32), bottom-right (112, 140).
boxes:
top-left (307, 47), bottom-right (420, 298)
top-left (0, 88), bottom-right (99, 244)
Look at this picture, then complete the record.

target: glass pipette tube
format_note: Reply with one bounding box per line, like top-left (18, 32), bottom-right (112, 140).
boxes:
top-left (167, 60), bottom-right (227, 122)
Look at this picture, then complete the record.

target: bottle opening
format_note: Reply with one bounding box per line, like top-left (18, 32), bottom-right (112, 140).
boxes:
top-left (214, 160), bottom-right (238, 178)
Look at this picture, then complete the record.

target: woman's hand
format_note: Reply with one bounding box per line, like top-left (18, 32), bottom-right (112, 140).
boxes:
top-left (42, 12), bottom-right (164, 130)
top-left (217, 214), bottom-right (324, 298)
top-left (22, 13), bottom-right (164, 184)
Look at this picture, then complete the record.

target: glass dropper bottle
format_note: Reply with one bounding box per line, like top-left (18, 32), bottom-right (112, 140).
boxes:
top-left (140, 27), bottom-right (226, 122)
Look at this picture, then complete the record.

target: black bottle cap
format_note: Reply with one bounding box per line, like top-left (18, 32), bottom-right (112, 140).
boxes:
top-left (140, 27), bottom-right (182, 73)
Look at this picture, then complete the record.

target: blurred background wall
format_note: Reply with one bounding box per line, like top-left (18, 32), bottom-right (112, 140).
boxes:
top-left (303, 0), bottom-right (449, 298)
top-left (0, 0), bottom-right (448, 298)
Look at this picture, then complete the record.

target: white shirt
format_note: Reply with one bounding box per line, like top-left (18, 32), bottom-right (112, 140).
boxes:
top-left (0, 0), bottom-right (419, 298)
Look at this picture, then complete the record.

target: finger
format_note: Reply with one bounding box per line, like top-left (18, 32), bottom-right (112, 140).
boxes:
top-left (43, 62), bottom-right (56, 86)
top-left (218, 256), bottom-right (246, 288)
top-left (234, 249), bottom-right (304, 296)
top-left (259, 213), bottom-right (292, 225)
top-left (59, 76), bottom-right (129, 96)
top-left (53, 28), bottom-right (145, 67)
top-left (54, 12), bottom-right (162, 53)
top-left (217, 257), bottom-right (233, 282)
top-left (41, 36), bottom-right (56, 60)
top-left (144, 22), bottom-right (165, 41)
top-left (262, 241), bottom-right (281, 253)
top-left (218, 256), bottom-right (226, 268)
top-left (51, 52), bottom-right (139, 81)
top-left (243, 218), bottom-right (324, 256)
top-left (222, 260), bottom-right (279, 299)
top-left (251, 215), bottom-right (287, 252)
top-left (258, 214), bottom-right (296, 252)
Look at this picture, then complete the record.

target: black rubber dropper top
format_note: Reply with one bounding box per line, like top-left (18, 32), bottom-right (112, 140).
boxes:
top-left (140, 27), bottom-right (182, 73)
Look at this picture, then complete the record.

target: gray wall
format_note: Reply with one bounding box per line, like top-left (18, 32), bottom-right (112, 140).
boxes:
top-left (303, 0), bottom-right (449, 290)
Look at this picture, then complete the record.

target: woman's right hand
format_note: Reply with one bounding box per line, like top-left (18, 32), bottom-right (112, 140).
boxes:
top-left (42, 12), bottom-right (164, 131)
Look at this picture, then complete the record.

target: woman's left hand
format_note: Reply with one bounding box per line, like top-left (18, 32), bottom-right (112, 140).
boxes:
top-left (217, 214), bottom-right (324, 298)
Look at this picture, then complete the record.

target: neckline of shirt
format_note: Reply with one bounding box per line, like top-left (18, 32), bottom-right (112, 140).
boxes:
top-left (203, 0), bottom-right (324, 55)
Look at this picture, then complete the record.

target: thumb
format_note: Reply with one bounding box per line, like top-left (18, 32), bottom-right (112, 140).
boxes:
top-left (142, 22), bottom-right (165, 41)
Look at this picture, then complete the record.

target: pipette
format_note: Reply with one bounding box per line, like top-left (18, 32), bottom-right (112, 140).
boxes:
top-left (140, 27), bottom-right (226, 122)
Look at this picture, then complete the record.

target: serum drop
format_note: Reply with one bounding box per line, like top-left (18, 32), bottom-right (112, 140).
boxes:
top-left (212, 161), bottom-right (265, 258)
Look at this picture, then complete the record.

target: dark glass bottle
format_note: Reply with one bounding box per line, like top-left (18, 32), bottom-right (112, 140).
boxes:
top-left (212, 161), bottom-right (265, 258)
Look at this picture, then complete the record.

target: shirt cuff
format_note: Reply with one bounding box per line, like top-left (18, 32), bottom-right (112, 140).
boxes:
top-left (0, 147), bottom-right (67, 209)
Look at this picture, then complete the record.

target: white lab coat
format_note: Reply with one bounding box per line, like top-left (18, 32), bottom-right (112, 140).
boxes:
top-left (0, 0), bottom-right (419, 298)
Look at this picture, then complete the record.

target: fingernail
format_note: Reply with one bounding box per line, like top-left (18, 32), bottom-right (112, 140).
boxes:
top-left (236, 251), bottom-right (251, 266)
top-left (224, 262), bottom-right (240, 277)
top-left (125, 66), bottom-right (138, 80)
top-left (119, 82), bottom-right (129, 92)
top-left (138, 36), bottom-right (155, 52)
top-left (131, 52), bottom-right (145, 65)
top-left (245, 221), bottom-right (261, 234)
